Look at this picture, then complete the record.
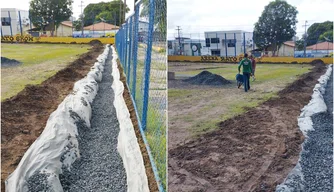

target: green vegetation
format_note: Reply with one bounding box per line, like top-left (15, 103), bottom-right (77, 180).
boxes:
top-left (1, 43), bottom-right (90, 100)
top-left (169, 63), bottom-right (312, 136)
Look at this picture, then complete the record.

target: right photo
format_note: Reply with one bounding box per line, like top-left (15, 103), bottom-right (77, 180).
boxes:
top-left (167, 0), bottom-right (333, 192)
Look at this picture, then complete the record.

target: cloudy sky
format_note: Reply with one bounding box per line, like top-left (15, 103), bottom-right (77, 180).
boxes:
top-left (1, 0), bottom-right (135, 20)
top-left (167, 0), bottom-right (334, 39)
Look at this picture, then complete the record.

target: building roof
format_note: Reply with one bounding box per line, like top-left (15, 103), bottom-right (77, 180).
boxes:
top-left (306, 42), bottom-right (333, 50)
top-left (61, 21), bottom-right (73, 27)
top-left (283, 41), bottom-right (295, 47)
top-left (83, 22), bottom-right (119, 31)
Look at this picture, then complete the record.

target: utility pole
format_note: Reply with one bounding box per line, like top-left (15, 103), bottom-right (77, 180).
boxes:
top-left (302, 20), bottom-right (309, 57)
top-left (119, 0), bottom-right (122, 25)
top-left (124, 0), bottom-right (126, 23)
top-left (176, 26), bottom-right (182, 55)
top-left (79, 1), bottom-right (85, 37)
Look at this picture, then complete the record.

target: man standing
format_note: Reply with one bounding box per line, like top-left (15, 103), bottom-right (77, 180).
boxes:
top-left (250, 55), bottom-right (256, 81)
top-left (238, 53), bottom-right (253, 92)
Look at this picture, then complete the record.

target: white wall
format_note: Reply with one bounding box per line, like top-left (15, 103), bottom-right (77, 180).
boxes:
top-left (204, 30), bottom-right (255, 57)
top-left (1, 8), bottom-right (30, 36)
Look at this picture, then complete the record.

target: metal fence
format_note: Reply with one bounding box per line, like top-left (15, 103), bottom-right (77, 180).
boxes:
top-left (115, 0), bottom-right (166, 191)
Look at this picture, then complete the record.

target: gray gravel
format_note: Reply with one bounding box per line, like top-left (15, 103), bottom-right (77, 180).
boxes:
top-left (277, 71), bottom-right (333, 192)
top-left (300, 72), bottom-right (333, 192)
top-left (59, 48), bottom-right (127, 192)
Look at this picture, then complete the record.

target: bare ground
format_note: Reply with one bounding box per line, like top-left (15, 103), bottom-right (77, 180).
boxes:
top-left (168, 63), bottom-right (327, 192)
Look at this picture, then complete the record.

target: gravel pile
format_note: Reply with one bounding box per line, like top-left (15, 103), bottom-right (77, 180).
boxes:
top-left (59, 49), bottom-right (127, 191)
top-left (300, 72), bottom-right (333, 192)
top-left (277, 71), bottom-right (333, 192)
top-left (183, 70), bottom-right (231, 86)
top-left (1, 57), bottom-right (22, 67)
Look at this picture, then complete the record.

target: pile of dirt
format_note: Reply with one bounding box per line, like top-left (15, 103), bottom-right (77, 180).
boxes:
top-left (183, 70), bottom-right (231, 86)
top-left (89, 40), bottom-right (103, 46)
top-left (1, 44), bottom-right (103, 192)
top-left (1, 57), bottom-right (22, 67)
top-left (168, 64), bottom-right (327, 192)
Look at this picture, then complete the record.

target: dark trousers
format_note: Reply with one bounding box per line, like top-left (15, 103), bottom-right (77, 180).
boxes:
top-left (243, 72), bottom-right (250, 92)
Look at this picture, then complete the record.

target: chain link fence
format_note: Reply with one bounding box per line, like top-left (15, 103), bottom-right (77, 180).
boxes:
top-left (168, 32), bottom-right (333, 58)
top-left (115, 0), bottom-right (166, 191)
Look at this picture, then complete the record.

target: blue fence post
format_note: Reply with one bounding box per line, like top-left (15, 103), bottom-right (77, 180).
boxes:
top-left (142, 0), bottom-right (155, 131)
top-left (8, 11), bottom-right (13, 36)
top-left (224, 33), bottom-right (227, 57)
top-left (124, 22), bottom-right (129, 74)
top-left (127, 16), bottom-right (133, 85)
top-left (234, 33), bottom-right (237, 57)
top-left (243, 32), bottom-right (246, 54)
top-left (18, 11), bottom-right (23, 36)
top-left (132, 4), bottom-right (140, 100)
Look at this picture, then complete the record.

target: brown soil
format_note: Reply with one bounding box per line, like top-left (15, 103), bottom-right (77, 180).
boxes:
top-left (168, 63), bottom-right (327, 192)
top-left (116, 58), bottom-right (159, 192)
top-left (1, 45), bottom-right (103, 192)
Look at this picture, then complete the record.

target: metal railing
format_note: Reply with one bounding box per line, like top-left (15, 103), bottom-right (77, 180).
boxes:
top-left (115, 0), bottom-right (166, 191)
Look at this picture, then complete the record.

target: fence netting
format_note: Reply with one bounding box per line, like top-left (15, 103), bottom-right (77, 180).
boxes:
top-left (115, 0), bottom-right (166, 191)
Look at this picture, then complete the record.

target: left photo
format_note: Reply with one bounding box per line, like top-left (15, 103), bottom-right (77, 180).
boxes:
top-left (1, 0), bottom-right (167, 191)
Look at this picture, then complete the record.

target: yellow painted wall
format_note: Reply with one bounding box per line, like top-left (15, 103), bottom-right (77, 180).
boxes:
top-left (1, 34), bottom-right (115, 44)
top-left (168, 55), bottom-right (333, 64)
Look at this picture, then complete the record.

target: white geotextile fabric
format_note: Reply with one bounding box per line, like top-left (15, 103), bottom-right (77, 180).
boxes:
top-left (5, 45), bottom-right (110, 192)
top-left (111, 46), bottom-right (150, 192)
top-left (276, 64), bottom-right (333, 192)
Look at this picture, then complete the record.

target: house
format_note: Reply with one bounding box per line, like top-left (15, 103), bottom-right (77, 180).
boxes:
top-left (306, 42), bottom-right (333, 57)
top-left (83, 22), bottom-right (119, 37)
top-left (27, 21), bottom-right (74, 37)
top-left (263, 41), bottom-right (295, 57)
top-left (1, 8), bottom-right (30, 36)
top-left (204, 30), bottom-right (255, 56)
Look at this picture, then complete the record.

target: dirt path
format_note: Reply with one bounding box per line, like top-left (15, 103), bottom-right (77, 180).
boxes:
top-left (1, 45), bottom-right (103, 192)
top-left (168, 64), bottom-right (327, 192)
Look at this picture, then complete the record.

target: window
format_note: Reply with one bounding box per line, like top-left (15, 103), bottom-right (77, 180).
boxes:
top-left (211, 50), bottom-right (221, 56)
top-left (205, 38), bottom-right (210, 47)
top-left (211, 38), bottom-right (220, 43)
top-left (168, 41), bottom-right (172, 49)
top-left (1, 17), bottom-right (10, 26)
top-left (222, 39), bottom-right (236, 47)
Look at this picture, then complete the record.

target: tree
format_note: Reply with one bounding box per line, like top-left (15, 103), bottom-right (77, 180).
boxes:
top-left (319, 30), bottom-right (333, 42)
top-left (29, 0), bottom-right (73, 36)
top-left (73, 20), bottom-right (82, 31)
top-left (141, 0), bottom-right (167, 35)
top-left (307, 21), bottom-right (333, 45)
top-left (295, 39), bottom-right (305, 51)
top-left (83, 0), bottom-right (129, 27)
top-left (253, 0), bottom-right (298, 56)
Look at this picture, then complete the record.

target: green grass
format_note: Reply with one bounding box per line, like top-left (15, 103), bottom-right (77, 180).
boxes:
top-left (169, 63), bottom-right (312, 137)
top-left (1, 43), bottom-right (90, 100)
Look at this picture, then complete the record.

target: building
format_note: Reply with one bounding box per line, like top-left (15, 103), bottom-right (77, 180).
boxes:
top-left (204, 30), bottom-right (255, 56)
top-left (139, 20), bottom-right (149, 33)
top-left (1, 8), bottom-right (30, 36)
top-left (263, 41), bottom-right (295, 57)
top-left (27, 21), bottom-right (74, 37)
top-left (82, 22), bottom-right (119, 37)
top-left (168, 38), bottom-right (208, 56)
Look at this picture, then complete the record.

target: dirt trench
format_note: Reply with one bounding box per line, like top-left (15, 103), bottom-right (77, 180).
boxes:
top-left (168, 63), bottom-right (327, 192)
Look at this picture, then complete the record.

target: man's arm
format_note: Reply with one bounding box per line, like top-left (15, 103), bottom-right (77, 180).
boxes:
top-left (238, 60), bottom-right (243, 73)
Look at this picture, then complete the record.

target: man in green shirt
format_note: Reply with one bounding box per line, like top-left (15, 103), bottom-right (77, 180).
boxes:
top-left (238, 53), bottom-right (253, 92)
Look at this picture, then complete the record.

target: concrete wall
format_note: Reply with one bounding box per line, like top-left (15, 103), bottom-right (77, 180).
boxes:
top-left (1, 34), bottom-right (115, 44)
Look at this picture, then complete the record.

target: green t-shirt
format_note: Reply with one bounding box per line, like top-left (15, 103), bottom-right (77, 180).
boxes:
top-left (238, 58), bottom-right (253, 73)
